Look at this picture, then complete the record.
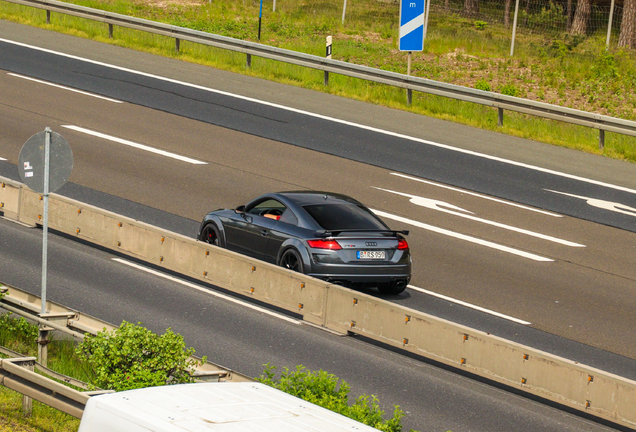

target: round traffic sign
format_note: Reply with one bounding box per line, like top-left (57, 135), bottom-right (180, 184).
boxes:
top-left (18, 130), bottom-right (73, 194)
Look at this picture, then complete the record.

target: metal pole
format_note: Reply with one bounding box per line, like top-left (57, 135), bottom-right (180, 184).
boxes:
top-left (342, 0), bottom-right (347, 24)
top-left (510, 0), bottom-right (520, 56)
top-left (606, 0), bottom-right (615, 49)
top-left (599, 129), bottom-right (605, 149)
top-left (407, 52), bottom-right (412, 106)
top-left (423, 0), bottom-right (431, 42)
top-left (41, 127), bottom-right (51, 316)
top-left (258, 0), bottom-right (263, 41)
top-left (273, 0), bottom-right (276, 12)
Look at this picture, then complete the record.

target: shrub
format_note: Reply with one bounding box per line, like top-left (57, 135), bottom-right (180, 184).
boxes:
top-left (0, 312), bottom-right (38, 349)
top-left (259, 364), bottom-right (409, 432)
top-left (474, 21), bottom-right (487, 30)
top-left (76, 321), bottom-right (205, 391)
top-left (475, 80), bottom-right (491, 91)
top-left (500, 84), bottom-right (519, 97)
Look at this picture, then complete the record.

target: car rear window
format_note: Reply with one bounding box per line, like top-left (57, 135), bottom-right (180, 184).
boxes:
top-left (303, 204), bottom-right (387, 230)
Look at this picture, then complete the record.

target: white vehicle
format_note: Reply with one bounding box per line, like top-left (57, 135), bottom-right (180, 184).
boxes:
top-left (78, 382), bottom-right (379, 431)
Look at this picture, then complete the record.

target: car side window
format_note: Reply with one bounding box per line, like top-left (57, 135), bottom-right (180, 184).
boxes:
top-left (278, 208), bottom-right (298, 226)
top-left (248, 199), bottom-right (287, 221)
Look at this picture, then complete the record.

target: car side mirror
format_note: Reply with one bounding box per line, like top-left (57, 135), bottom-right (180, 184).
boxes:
top-left (235, 205), bottom-right (246, 213)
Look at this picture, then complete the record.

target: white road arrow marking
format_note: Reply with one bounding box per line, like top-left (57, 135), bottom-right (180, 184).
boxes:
top-left (390, 172), bottom-right (562, 217)
top-left (372, 209), bottom-right (553, 262)
top-left (375, 187), bottom-right (585, 247)
top-left (546, 190), bottom-right (636, 217)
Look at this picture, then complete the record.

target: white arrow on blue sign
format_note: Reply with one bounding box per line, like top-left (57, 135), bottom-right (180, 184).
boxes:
top-left (399, 0), bottom-right (426, 51)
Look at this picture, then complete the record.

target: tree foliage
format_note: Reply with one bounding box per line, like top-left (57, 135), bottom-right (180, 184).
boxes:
top-left (76, 321), bottom-right (204, 391)
top-left (258, 364), bottom-right (409, 432)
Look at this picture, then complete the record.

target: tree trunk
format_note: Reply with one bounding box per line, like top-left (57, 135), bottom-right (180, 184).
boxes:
top-left (464, 0), bottom-right (479, 15)
top-left (505, 0), bottom-right (512, 27)
top-left (567, 0), bottom-right (573, 31)
top-left (619, 0), bottom-right (636, 48)
top-left (445, 0), bottom-right (450, 10)
top-left (523, 0), bottom-right (530, 26)
top-left (570, 0), bottom-right (591, 35)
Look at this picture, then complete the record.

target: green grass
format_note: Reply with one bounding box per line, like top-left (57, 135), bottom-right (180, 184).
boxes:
top-left (0, 313), bottom-right (84, 431)
top-left (0, 0), bottom-right (635, 162)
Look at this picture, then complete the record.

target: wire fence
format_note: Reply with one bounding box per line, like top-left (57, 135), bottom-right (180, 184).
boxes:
top-left (261, 0), bottom-right (623, 40)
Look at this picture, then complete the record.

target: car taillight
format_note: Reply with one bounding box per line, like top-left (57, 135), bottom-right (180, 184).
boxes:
top-left (397, 238), bottom-right (409, 250)
top-left (307, 239), bottom-right (342, 250)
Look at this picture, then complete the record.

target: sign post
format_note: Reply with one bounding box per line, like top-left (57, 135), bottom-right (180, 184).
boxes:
top-left (399, 0), bottom-right (425, 105)
top-left (18, 128), bottom-right (73, 366)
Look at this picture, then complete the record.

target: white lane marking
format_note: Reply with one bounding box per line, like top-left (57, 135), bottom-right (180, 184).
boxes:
top-left (7, 73), bottom-right (124, 103)
top-left (0, 157), bottom-right (6, 161)
top-left (546, 189), bottom-right (636, 218)
top-left (62, 125), bottom-right (208, 165)
top-left (112, 258), bottom-right (300, 324)
top-left (391, 173), bottom-right (562, 217)
top-left (407, 284), bottom-right (532, 325)
top-left (2, 37), bottom-right (635, 196)
top-left (375, 188), bottom-right (585, 247)
top-left (372, 209), bottom-right (554, 262)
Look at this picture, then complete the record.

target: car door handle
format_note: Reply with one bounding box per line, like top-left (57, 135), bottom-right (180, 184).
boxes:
top-left (260, 230), bottom-right (269, 236)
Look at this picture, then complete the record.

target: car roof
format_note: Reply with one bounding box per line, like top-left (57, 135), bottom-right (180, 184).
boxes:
top-left (273, 191), bottom-right (362, 207)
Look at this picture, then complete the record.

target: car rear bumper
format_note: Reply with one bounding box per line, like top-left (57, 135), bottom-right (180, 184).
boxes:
top-left (307, 262), bottom-right (411, 286)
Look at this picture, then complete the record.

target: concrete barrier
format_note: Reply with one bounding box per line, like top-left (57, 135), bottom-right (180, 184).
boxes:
top-left (0, 178), bottom-right (22, 221)
top-left (2, 175), bottom-right (635, 428)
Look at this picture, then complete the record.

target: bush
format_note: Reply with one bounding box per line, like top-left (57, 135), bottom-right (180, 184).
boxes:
top-left (76, 321), bottom-right (205, 391)
top-left (475, 80), bottom-right (491, 91)
top-left (258, 364), bottom-right (409, 432)
top-left (500, 84), bottom-right (519, 97)
top-left (0, 312), bottom-right (38, 349)
top-left (474, 21), bottom-right (487, 30)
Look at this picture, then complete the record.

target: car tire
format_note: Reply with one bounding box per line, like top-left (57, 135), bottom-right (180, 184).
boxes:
top-left (377, 281), bottom-right (407, 295)
top-left (280, 249), bottom-right (304, 273)
top-left (200, 223), bottom-right (222, 247)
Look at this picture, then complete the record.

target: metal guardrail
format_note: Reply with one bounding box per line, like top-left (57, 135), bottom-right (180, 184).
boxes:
top-left (0, 281), bottom-right (253, 418)
top-left (3, 0), bottom-right (636, 148)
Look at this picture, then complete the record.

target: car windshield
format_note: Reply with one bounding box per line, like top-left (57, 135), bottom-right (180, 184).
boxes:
top-left (303, 204), bottom-right (387, 231)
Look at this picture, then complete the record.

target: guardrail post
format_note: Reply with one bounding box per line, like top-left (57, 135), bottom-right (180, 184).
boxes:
top-left (498, 107), bottom-right (504, 127)
top-left (46, 10), bottom-right (50, 24)
top-left (246, 53), bottom-right (252, 69)
top-left (108, 23), bottom-right (113, 38)
top-left (175, 38), bottom-right (180, 53)
top-left (21, 360), bottom-right (35, 417)
top-left (599, 129), bottom-right (605, 150)
top-left (37, 326), bottom-right (50, 367)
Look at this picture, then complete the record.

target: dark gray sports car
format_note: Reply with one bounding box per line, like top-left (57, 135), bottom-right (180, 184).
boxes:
top-left (198, 191), bottom-right (411, 294)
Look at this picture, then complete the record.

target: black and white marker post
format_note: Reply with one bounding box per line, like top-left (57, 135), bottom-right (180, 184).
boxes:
top-left (325, 36), bottom-right (332, 86)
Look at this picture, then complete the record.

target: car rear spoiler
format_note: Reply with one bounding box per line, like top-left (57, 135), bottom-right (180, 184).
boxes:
top-left (314, 229), bottom-right (409, 237)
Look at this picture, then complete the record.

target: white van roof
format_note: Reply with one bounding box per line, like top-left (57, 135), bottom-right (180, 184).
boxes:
top-left (78, 382), bottom-right (379, 431)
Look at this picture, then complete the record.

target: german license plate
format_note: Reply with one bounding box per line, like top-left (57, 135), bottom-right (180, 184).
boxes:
top-left (357, 251), bottom-right (385, 260)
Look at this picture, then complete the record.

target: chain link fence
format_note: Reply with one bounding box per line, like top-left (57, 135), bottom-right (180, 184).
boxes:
top-left (258, 0), bottom-right (623, 42)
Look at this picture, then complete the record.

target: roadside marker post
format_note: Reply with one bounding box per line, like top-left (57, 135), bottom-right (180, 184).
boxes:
top-left (325, 36), bottom-right (332, 86)
top-left (399, 0), bottom-right (425, 105)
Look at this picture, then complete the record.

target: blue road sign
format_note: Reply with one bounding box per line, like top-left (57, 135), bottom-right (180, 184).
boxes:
top-left (399, 0), bottom-right (425, 51)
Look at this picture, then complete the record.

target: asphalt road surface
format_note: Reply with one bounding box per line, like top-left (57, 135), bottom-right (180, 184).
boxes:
top-left (0, 216), bottom-right (627, 432)
top-left (0, 19), bottom-right (635, 431)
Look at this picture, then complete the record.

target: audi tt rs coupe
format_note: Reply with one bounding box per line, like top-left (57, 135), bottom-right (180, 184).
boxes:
top-left (198, 191), bottom-right (411, 294)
